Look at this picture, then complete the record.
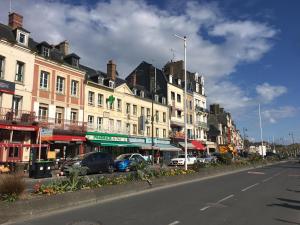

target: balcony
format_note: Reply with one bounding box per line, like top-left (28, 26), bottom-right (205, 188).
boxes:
top-left (87, 124), bottom-right (130, 135)
top-left (39, 117), bottom-right (87, 132)
top-left (195, 105), bottom-right (209, 113)
top-left (0, 107), bottom-right (37, 125)
top-left (196, 121), bottom-right (208, 130)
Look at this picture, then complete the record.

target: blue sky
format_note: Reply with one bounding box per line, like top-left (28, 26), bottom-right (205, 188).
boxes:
top-left (0, 0), bottom-right (299, 144)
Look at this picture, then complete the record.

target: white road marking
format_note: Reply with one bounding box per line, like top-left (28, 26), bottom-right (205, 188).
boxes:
top-left (217, 194), bottom-right (234, 203)
top-left (168, 221), bottom-right (180, 225)
top-left (262, 177), bottom-right (273, 182)
top-left (200, 206), bottom-right (211, 211)
top-left (242, 183), bottom-right (259, 192)
top-left (248, 171), bottom-right (265, 175)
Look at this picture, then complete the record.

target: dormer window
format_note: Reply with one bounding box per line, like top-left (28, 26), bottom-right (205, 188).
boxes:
top-left (140, 91), bottom-right (144, 98)
top-left (98, 77), bottom-right (104, 85)
top-left (169, 75), bottom-right (173, 83)
top-left (162, 97), bottom-right (166, 104)
top-left (155, 95), bottom-right (159, 102)
top-left (42, 47), bottom-right (50, 57)
top-left (196, 83), bottom-right (199, 93)
top-left (72, 58), bottom-right (79, 67)
top-left (109, 80), bottom-right (114, 88)
top-left (178, 79), bottom-right (181, 85)
top-left (195, 72), bottom-right (199, 81)
top-left (16, 30), bottom-right (29, 46)
top-left (133, 88), bottom-right (137, 95)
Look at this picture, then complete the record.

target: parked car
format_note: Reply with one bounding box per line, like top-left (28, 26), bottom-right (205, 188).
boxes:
top-left (114, 153), bottom-right (147, 172)
top-left (265, 151), bottom-right (281, 160)
top-left (196, 155), bottom-right (217, 164)
top-left (169, 154), bottom-right (197, 166)
top-left (61, 152), bottom-right (114, 175)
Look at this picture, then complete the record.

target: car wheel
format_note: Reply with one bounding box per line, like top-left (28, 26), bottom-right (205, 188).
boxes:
top-left (107, 164), bottom-right (114, 173)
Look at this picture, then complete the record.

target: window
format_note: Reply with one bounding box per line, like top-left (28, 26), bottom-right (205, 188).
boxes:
top-left (97, 117), bottom-right (103, 130)
top-left (88, 91), bottom-right (94, 105)
top-left (55, 107), bottom-right (64, 124)
top-left (146, 108), bottom-right (150, 117)
top-left (39, 71), bottom-right (49, 89)
top-left (126, 103), bottom-right (130, 114)
top-left (177, 94), bottom-right (181, 103)
top-left (133, 124), bottom-right (137, 135)
top-left (133, 89), bottom-right (137, 95)
top-left (98, 94), bottom-right (103, 106)
top-left (0, 56), bottom-right (5, 78)
top-left (178, 79), bottom-right (181, 85)
top-left (42, 47), bottom-right (50, 57)
top-left (133, 105), bottom-right (137, 115)
top-left (117, 99), bottom-right (122, 111)
top-left (163, 129), bottom-right (166, 138)
top-left (38, 104), bottom-right (48, 120)
top-left (141, 107), bottom-right (145, 116)
top-left (12, 95), bottom-right (22, 115)
top-left (56, 76), bottom-right (65, 93)
top-left (147, 126), bottom-right (150, 136)
top-left (155, 110), bottom-right (159, 122)
top-left (9, 147), bottom-right (19, 158)
top-left (72, 58), bottom-right (79, 67)
top-left (171, 92), bottom-right (175, 101)
top-left (163, 112), bottom-right (166, 122)
top-left (15, 61), bottom-right (24, 82)
top-left (162, 97), bottom-right (166, 105)
top-left (71, 80), bottom-right (79, 96)
top-left (70, 109), bottom-right (78, 122)
top-left (190, 101), bottom-right (193, 109)
top-left (126, 123), bottom-right (130, 133)
top-left (177, 110), bottom-right (182, 118)
top-left (155, 95), bottom-right (159, 102)
top-left (169, 75), bottom-right (173, 83)
top-left (190, 115), bottom-right (193, 124)
top-left (156, 128), bottom-right (159, 137)
top-left (116, 120), bottom-right (121, 132)
top-left (98, 77), bottom-right (104, 84)
top-left (109, 80), bottom-right (114, 88)
top-left (19, 33), bottom-right (26, 44)
top-left (88, 115), bottom-right (94, 127)
top-left (140, 91), bottom-right (144, 97)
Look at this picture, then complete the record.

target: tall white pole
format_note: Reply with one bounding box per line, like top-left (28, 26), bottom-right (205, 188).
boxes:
top-left (258, 104), bottom-right (264, 156)
top-left (174, 34), bottom-right (188, 170)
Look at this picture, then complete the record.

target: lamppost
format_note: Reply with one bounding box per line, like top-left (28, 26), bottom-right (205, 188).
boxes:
top-left (174, 34), bottom-right (188, 170)
top-left (151, 65), bottom-right (157, 165)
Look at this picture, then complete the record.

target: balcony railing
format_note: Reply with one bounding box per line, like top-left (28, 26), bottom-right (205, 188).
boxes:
top-left (87, 124), bottom-right (130, 135)
top-left (195, 105), bottom-right (209, 113)
top-left (0, 107), bottom-right (36, 124)
top-left (39, 117), bottom-right (87, 132)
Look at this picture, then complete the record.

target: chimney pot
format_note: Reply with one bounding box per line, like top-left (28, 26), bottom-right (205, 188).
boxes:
top-left (8, 12), bottom-right (23, 29)
top-left (56, 40), bottom-right (69, 56)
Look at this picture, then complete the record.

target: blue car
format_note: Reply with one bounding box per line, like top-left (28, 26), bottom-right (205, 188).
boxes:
top-left (114, 153), bottom-right (146, 172)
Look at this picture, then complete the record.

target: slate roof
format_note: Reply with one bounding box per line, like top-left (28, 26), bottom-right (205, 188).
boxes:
top-left (0, 23), bottom-right (16, 43)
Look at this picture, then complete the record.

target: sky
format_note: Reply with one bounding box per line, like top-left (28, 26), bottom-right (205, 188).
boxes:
top-left (0, 0), bottom-right (299, 144)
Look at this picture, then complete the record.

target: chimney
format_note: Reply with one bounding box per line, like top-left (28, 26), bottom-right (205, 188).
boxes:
top-left (133, 71), bottom-right (137, 86)
top-left (56, 40), bottom-right (69, 56)
top-left (210, 104), bottom-right (220, 114)
top-left (107, 60), bottom-right (116, 81)
top-left (8, 12), bottom-right (23, 29)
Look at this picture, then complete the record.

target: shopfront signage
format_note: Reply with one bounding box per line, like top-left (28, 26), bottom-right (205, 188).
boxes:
top-left (86, 133), bottom-right (127, 142)
top-left (0, 80), bottom-right (15, 95)
top-left (128, 137), bottom-right (145, 143)
top-left (145, 138), bottom-right (170, 145)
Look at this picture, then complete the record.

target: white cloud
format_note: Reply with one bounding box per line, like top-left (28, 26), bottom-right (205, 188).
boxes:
top-left (0, 0), bottom-right (278, 111)
top-left (256, 83), bottom-right (287, 102)
top-left (262, 106), bottom-right (298, 123)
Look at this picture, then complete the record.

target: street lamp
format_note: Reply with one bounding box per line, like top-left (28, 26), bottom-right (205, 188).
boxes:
top-left (174, 34), bottom-right (188, 170)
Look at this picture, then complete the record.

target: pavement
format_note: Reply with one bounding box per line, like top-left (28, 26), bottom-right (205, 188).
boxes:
top-left (2, 160), bottom-right (299, 225)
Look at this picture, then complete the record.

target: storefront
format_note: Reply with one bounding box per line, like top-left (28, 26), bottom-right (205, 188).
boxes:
top-left (85, 132), bottom-right (138, 158)
top-left (41, 129), bottom-right (86, 160)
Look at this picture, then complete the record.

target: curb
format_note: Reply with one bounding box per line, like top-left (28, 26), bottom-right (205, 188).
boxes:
top-left (0, 161), bottom-right (286, 224)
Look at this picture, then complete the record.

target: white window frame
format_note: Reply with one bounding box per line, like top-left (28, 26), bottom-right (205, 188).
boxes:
top-left (88, 91), bottom-right (94, 106)
top-left (88, 115), bottom-right (94, 127)
top-left (42, 47), bottom-right (50, 57)
top-left (56, 76), bottom-right (65, 94)
top-left (38, 105), bottom-right (48, 120)
top-left (15, 61), bottom-right (24, 82)
top-left (97, 94), bottom-right (103, 106)
top-left (40, 71), bottom-right (49, 89)
top-left (71, 80), bottom-right (79, 96)
top-left (109, 80), bottom-right (114, 88)
top-left (70, 110), bottom-right (77, 122)
top-left (0, 56), bottom-right (5, 79)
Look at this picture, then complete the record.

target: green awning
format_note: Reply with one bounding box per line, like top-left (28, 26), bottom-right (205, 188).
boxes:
top-left (91, 140), bottom-right (138, 148)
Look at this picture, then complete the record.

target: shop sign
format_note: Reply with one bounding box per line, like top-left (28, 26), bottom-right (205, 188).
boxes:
top-left (128, 137), bottom-right (145, 143)
top-left (86, 134), bottom-right (127, 142)
top-left (0, 79), bottom-right (15, 95)
top-left (40, 128), bottom-right (53, 137)
top-left (145, 138), bottom-right (170, 145)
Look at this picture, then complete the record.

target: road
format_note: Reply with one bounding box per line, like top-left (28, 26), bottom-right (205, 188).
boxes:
top-left (13, 161), bottom-right (300, 225)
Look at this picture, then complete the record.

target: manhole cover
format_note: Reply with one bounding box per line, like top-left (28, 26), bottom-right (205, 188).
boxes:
top-left (68, 221), bottom-right (103, 225)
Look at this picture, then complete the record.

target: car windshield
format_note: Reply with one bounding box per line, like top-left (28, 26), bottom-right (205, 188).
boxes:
top-left (116, 154), bottom-right (131, 160)
top-left (178, 155), bottom-right (185, 158)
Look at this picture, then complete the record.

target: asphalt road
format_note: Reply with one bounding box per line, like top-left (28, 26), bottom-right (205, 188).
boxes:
top-left (13, 161), bottom-right (300, 225)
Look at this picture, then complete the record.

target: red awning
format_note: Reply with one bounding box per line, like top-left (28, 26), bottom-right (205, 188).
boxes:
top-left (191, 140), bottom-right (206, 151)
top-left (44, 135), bottom-right (86, 142)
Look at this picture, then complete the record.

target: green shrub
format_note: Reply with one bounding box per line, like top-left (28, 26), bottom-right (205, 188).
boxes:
top-left (218, 153), bottom-right (233, 165)
top-left (0, 174), bottom-right (25, 202)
